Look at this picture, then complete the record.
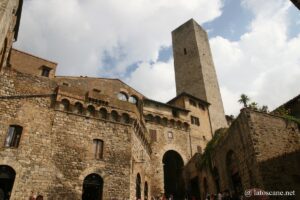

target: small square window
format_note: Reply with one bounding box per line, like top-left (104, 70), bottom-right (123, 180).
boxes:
top-left (167, 131), bottom-right (173, 139)
top-left (184, 48), bottom-right (187, 55)
top-left (41, 66), bottom-right (51, 77)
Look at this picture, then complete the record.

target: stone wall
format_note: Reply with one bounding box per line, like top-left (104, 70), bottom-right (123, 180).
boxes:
top-left (0, 69), bottom-right (135, 199)
top-left (184, 109), bottom-right (300, 199)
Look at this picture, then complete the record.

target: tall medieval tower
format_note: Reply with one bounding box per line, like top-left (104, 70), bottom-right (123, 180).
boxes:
top-left (172, 19), bottom-right (227, 133)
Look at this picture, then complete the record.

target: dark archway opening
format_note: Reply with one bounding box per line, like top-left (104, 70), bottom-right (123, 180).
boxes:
top-left (0, 165), bottom-right (16, 200)
top-left (213, 167), bottom-right (220, 193)
top-left (82, 173), bottom-right (103, 200)
top-left (190, 176), bottom-right (200, 200)
top-left (136, 173), bottom-right (141, 199)
top-left (163, 150), bottom-right (185, 199)
top-left (226, 151), bottom-right (243, 196)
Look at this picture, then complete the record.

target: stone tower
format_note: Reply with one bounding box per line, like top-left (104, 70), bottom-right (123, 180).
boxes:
top-left (172, 19), bottom-right (227, 132)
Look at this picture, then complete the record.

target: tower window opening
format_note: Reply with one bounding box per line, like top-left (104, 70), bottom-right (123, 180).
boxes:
top-left (191, 116), bottom-right (200, 126)
top-left (184, 48), bottom-right (187, 55)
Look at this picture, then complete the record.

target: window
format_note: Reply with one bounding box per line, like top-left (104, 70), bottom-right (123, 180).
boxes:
top-left (167, 131), bottom-right (173, 139)
top-left (117, 92), bottom-right (128, 101)
top-left (198, 103), bottom-right (205, 110)
top-left (93, 139), bottom-right (104, 159)
top-left (149, 129), bottom-right (157, 142)
top-left (203, 136), bottom-right (206, 141)
top-left (5, 125), bottom-right (23, 148)
top-left (191, 116), bottom-right (200, 126)
top-left (41, 66), bottom-right (51, 77)
top-left (93, 88), bottom-right (101, 93)
top-left (172, 109), bottom-right (179, 118)
top-left (62, 82), bottom-right (69, 86)
top-left (184, 48), bottom-right (187, 55)
top-left (189, 99), bottom-right (197, 107)
top-left (129, 96), bottom-right (138, 104)
top-left (197, 146), bottom-right (202, 154)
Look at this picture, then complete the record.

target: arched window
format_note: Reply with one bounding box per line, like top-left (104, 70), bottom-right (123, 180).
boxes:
top-left (82, 173), bottom-right (103, 200)
top-left (111, 110), bottom-right (119, 122)
top-left (154, 116), bottom-right (161, 124)
top-left (170, 119), bottom-right (175, 127)
top-left (0, 165), bottom-right (16, 200)
top-left (183, 122), bottom-right (189, 131)
top-left (226, 150), bottom-right (243, 195)
top-left (5, 125), bottom-right (23, 148)
top-left (74, 102), bottom-right (83, 114)
top-left (99, 108), bottom-right (107, 119)
top-left (61, 99), bottom-right (70, 111)
top-left (213, 167), bottom-right (220, 193)
top-left (87, 105), bottom-right (95, 117)
top-left (121, 113), bottom-right (130, 124)
top-left (129, 96), bottom-right (138, 104)
top-left (136, 173), bottom-right (141, 199)
top-left (144, 181), bottom-right (149, 200)
top-left (176, 121), bottom-right (182, 129)
top-left (117, 92), bottom-right (128, 101)
top-left (162, 117), bottom-right (168, 126)
top-left (145, 114), bottom-right (153, 122)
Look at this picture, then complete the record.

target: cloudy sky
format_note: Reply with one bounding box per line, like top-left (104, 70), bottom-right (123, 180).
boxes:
top-left (16, 0), bottom-right (300, 115)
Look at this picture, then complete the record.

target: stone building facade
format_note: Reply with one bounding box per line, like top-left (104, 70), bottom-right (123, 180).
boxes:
top-left (1, 1), bottom-right (299, 200)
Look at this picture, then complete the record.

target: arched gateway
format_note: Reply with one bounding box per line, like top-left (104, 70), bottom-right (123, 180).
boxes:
top-left (0, 165), bottom-right (16, 200)
top-left (162, 150), bottom-right (185, 199)
top-left (82, 173), bottom-right (103, 200)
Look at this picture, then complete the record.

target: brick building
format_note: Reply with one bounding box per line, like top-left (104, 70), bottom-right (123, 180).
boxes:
top-left (0, 1), bottom-right (299, 200)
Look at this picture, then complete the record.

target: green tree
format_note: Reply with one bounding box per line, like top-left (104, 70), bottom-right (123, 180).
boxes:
top-left (238, 94), bottom-right (250, 108)
top-left (249, 102), bottom-right (258, 111)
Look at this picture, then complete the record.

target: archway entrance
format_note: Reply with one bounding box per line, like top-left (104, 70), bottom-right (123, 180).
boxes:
top-left (226, 151), bottom-right (243, 195)
top-left (0, 165), bottom-right (16, 200)
top-left (190, 176), bottom-right (200, 200)
top-left (162, 150), bottom-right (185, 199)
top-left (82, 173), bottom-right (103, 200)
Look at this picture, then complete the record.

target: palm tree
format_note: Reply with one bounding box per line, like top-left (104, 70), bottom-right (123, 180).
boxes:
top-left (238, 94), bottom-right (250, 108)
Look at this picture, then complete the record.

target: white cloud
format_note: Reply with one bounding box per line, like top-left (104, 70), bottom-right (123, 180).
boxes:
top-left (16, 0), bottom-right (223, 76)
top-left (16, 0), bottom-right (300, 116)
top-left (211, 0), bottom-right (300, 115)
top-left (126, 59), bottom-right (176, 102)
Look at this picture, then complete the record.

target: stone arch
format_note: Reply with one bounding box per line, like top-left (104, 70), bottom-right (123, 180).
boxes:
top-left (203, 177), bottom-right (208, 200)
top-left (99, 108), bottom-right (107, 119)
top-left (117, 92), bottom-right (128, 101)
top-left (183, 122), bottom-right (189, 131)
top-left (162, 150), bottom-right (185, 199)
top-left (154, 116), bottom-right (161, 124)
top-left (110, 110), bottom-right (119, 122)
top-left (74, 102), bottom-right (83, 114)
top-left (87, 105), bottom-right (96, 117)
top-left (169, 119), bottom-right (175, 128)
top-left (145, 114), bottom-right (154, 122)
top-left (162, 117), bottom-right (168, 126)
top-left (176, 120), bottom-right (182, 129)
top-left (0, 165), bottom-right (16, 200)
top-left (136, 173), bottom-right (141, 199)
top-left (128, 95), bottom-right (138, 104)
top-left (213, 167), bottom-right (220, 193)
top-left (121, 113), bottom-right (130, 124)
top-left (144, 181), bottom-right (149, 200)
top-left (82, 173), bottom-right (103, 200)
top-left (61, 98), bottom-right (70, 111)
top-left (226, 150), bottom-right (243, 195)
